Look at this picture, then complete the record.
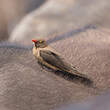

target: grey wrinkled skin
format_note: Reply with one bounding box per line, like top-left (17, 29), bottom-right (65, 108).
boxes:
top-left (0, 43), bottom-right (97, 110)
top-left (1, 27), bottom-right (110, 110)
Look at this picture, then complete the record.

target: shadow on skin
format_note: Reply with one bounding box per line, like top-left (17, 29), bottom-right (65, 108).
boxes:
top-left (47, 24), bottom-right (96, 44)
top-left (55, 70), bottom-right (94, 88)
top-left (38, 61), bottom-right (94, 88)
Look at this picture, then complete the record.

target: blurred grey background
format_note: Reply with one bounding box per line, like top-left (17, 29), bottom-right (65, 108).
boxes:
top-left (0, 0), bottom-right (110, 43)
top-left (0, 0), bottom-right (46, 40)
top-left (9, 0), bottom-right (110, 45)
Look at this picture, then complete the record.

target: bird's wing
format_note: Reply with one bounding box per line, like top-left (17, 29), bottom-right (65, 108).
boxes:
top-left (40, 50), bottom-right (73, 71)
top-left (40, 50), bottom-right (89, 78)
top-left (40, 50), bottom-right (92, 85)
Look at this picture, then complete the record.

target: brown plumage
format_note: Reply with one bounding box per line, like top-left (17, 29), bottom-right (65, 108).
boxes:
top-left (32, 39), bottom-right (91, 81)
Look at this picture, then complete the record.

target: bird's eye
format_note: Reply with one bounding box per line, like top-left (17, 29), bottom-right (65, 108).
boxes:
top-left (39, 40), bottom-right (42, 43)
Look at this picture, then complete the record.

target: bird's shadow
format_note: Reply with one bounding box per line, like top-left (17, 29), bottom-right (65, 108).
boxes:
top-left (55, 70), bottom-right (94, 88)
top-left (38, 61), bottom-right (94, 88)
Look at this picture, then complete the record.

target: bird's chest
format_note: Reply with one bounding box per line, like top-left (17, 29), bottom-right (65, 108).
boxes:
top-left (33, 47), bottom-right (40, 58)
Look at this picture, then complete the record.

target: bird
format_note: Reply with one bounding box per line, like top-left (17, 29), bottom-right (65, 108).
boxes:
top-left (32, 39), bottom-right (92, 82)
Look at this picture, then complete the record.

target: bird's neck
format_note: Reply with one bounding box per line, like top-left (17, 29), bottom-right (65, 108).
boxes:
top-left (33, 46), bottom-right (38, 56)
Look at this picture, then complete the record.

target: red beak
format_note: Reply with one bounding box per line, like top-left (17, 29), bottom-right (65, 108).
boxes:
top-left (32, 39), bottom-right (37, 43)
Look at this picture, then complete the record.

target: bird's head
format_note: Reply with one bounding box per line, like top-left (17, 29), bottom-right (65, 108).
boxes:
top-left (32, 39), bottom-right (47, 48)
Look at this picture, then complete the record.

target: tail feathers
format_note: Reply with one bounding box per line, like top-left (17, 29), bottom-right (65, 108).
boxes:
top-left (68, 69), bottom-right (93, 87)
top-left (69, 68), bottom-right (88, 78)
